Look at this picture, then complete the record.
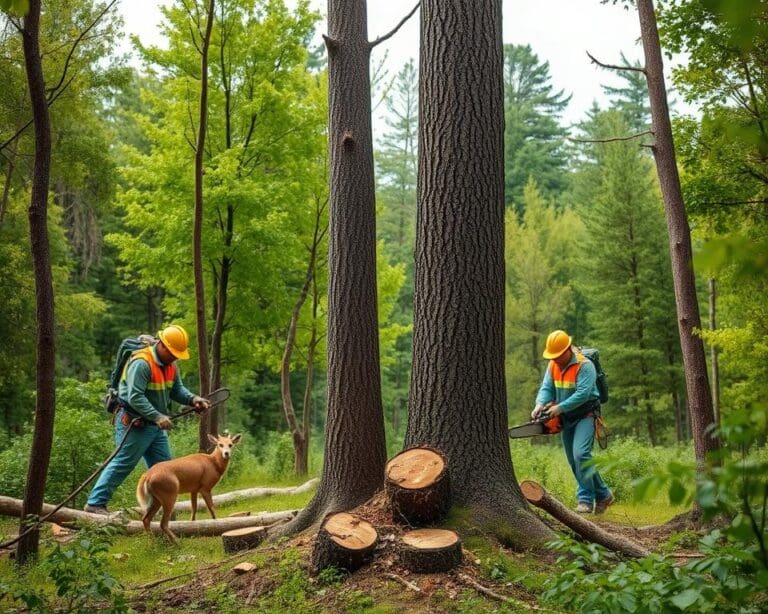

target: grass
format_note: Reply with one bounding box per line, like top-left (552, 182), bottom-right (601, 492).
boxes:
top-left (0, 439), bottom-right (693, 612)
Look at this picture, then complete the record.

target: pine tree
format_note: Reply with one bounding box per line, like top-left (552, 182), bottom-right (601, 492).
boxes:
top-left (503, 44), bottom-right (570, 216)
top-left (573, 110), bottom-right (680, 443)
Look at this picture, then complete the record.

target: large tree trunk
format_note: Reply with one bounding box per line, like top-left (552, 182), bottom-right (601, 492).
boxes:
top-left (275, 0), bottom-right (387, 535)
top-left (636, 0), bottom-right (720, 466)
top-left (406, 0), bottom-right (553, 548)
top-left (194, 0), bottom-right (215, 451)
top-left (17, 0), bottom-right (56, 565)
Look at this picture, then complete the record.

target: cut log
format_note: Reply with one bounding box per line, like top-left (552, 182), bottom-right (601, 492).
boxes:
top-left (311, 512), bottom-right (378, 573)
top-left (520, 480), bottom-right (650, 558)
top-left (222, 526), bottom-right (267, 553)
top-left (385, 446), bottom-right (450, 525)
top-left (171, 478), bottom-right (318, 513)
top-left (399, 528), bottom-right (462, 573)
top-left (0, 495), bottom-right (297, 539)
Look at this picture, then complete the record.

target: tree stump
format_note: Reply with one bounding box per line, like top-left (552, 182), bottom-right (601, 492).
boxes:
top-left (399, 528), bottom-right (462, 573)
top-left (221, 526), bottom-right (267, 553)
top-left (311, 512), bottom-right (378, 573)
top-left (385, 447), bottom-right (450, 525)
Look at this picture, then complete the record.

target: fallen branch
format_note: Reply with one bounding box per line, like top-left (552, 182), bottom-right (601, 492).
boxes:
top-left (0, 495), bottom-right (297, 537)
top-left (520, 481), bottom-right (650, 558)
top-left (459, 573), bottom-right (543, 611)
top-left (171, 478), bottom-right (318, 512)
top-left (133, 550), bottom-right (253, 590)
top-left (383, 572), bottom-right (421, 593)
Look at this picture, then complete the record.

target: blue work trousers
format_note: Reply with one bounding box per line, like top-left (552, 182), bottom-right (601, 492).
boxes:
top-left (561, 415), bottom-right (611, 505)
top-left (87, 410), bottom-right (172, 507)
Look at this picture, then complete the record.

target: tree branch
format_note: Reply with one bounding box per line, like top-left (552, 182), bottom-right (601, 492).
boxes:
top-left (569, 130), bottom-right (654, 144)
top-left (369, 2), bottom-right (420, 49)
top-left (45, 0), bottom-right (118, 97)
top-left (587, 51), bottom-right (646, 74)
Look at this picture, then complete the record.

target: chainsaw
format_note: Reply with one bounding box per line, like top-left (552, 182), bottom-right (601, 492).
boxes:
top-left (508, 405), bottom-right (563, 439)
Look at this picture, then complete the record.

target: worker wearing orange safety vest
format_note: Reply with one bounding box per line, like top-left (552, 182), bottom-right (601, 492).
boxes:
top-left (85, 325), bottom-right (209, 515)
top-left (532, 330), bottom-right (614, 515)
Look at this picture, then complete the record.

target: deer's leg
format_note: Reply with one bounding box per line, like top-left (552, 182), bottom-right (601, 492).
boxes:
top-left (190, 492), bottom-right (198, 521)
top-left (142, 498), bottom-right (162, 534)
top-left (200, 490), bottom-right (217, 519)
top-left (160, 495), bottom-right (178, 544)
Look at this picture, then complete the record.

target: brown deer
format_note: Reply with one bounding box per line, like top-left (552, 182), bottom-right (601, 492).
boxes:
top-left (136, 432), bottom-right (241, 543)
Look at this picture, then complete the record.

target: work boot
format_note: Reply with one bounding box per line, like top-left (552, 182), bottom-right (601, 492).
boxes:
top-left (574, 501), bottom-right (593, 514)
top-left (595, 494), bottom-right (615, 514)
top-left (83, 504), bottom-right (110, 516)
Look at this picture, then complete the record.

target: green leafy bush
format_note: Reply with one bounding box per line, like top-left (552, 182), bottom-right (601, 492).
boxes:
top-left (260, 431), bottom-right (296, 479)
top-left (542, 535), bottom-right (766, 613)
top-left (0, 379), bottom-right (112, 509)
top-left (0, 524), bottom-right (127, 613)
top-left (543, 404), bottom-right (768, 613)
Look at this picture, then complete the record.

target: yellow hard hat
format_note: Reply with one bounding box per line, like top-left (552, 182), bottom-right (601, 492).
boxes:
top-left (543, 329), bottom-right (572, 359)
top-left (158, 324), bottom-right (190, 360)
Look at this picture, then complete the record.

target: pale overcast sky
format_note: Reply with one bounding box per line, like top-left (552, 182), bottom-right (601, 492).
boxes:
top-left (119, 0), bottom-right (687, 128)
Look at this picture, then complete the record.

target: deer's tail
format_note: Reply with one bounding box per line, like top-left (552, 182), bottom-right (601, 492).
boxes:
top-left (136, 474), bottom-right (152, 513)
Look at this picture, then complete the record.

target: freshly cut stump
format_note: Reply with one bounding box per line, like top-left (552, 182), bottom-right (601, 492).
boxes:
top-left (311, 512), bottom-right (378, 573)
top-left (221, 526), bottom-right (267, 553)
top-left (399, 528), bottom-right (462, 573)
top-left (385, 447), bottom-right (450, 525)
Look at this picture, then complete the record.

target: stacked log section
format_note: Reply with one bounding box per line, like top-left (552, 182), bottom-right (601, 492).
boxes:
top-left (221, 526), bottom-right (267, 553)
top-left (385, 447), bottom-right (450, 525)
top-left (399, 528), bottom-right (463, 573)
top-left (311, 512), bottom-right (378, 572)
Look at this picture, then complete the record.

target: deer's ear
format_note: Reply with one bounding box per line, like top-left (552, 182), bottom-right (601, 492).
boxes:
top-left (232, 434), bottom-right (242, 444)
top-left (207, 433), bottom-right (218, 445)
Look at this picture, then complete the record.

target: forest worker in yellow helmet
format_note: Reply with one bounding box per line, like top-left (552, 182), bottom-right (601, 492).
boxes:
top-left (531, 329), bottom-right (613, 515)
top-left (85, 324), bottom-right (209, 515)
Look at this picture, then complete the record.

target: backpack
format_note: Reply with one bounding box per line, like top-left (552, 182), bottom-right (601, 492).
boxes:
top-left (580, 347), bottom-right (609, 404)
top-left (103, 334), bottom-right (157, 413)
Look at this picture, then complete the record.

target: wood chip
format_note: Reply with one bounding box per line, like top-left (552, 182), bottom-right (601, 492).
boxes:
top-left (233, 562), bottom-right (257, 574)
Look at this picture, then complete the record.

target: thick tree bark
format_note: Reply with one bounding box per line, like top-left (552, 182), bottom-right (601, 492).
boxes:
top-left (406, 0), bottom-right (553, 548)
top-left (17, 0), bottom-right (56, 565)
top-left (385, 447), bottom-right (450, 525)
top-left (399, 529), bottom-right (463, 573)
top-left (311, 512), bottom-right (378, 573)
top-left (274, 0), bottom-right (388, 535)
top-left (636, 0), bottom-right (720, 466)
top-left (194, 0), bottom-right (215, 451)
top-left (221, 526), bottom-right (267, 553)
top-left (521, 481), bottom-right (650, 558)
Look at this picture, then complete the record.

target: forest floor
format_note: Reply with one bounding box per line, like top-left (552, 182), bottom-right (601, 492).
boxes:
top-left (110, 492), bottom-right (692, 613)
top-left (0, 482), bottom-right (697, 612)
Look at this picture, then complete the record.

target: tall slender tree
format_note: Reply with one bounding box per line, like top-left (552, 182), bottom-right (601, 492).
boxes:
top-left (194, 0), bottom-right (215, 449)
top-left (15, 0), bottom-right (55, 564)
top-left (636, 0), bottom-right (719, 462)
top-left (277, 0), bottom-right (418, 534)
top-left (407, 0), bottom-right (552, 547)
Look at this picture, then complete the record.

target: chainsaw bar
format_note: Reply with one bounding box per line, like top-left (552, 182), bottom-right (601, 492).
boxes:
top-left (508, 421), bottom-right (546, 439)
top-left (205, 387), bottom-right (230, 407)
